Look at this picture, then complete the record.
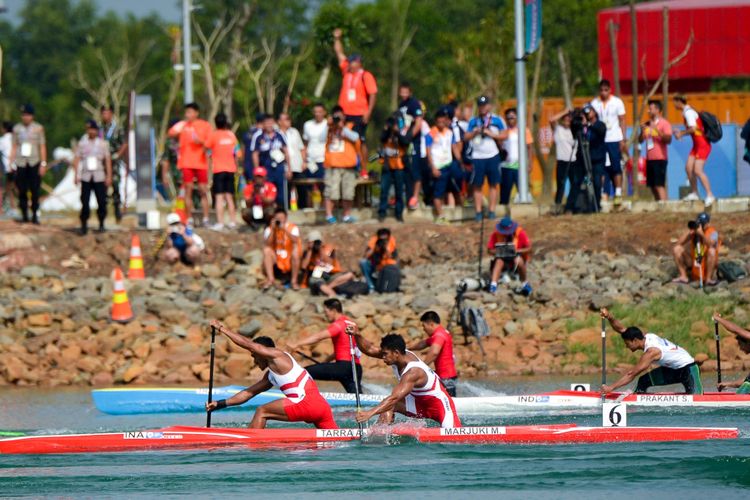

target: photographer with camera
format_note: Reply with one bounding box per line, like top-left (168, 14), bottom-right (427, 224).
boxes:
top-left (241, 166), bottom-right (277, 230)
top-left (565, 105), bottom-right (607, 214)
top-left (463, 96), bottom-right (508, 221)
top-left (162, 212), bottom-right (205, 266)
top-left (671, 212), bottom-right (720, 286)
top-left (324, 105), bottom-right (360, 224)
top-left (378, 110), bottom-right (410, 222)
top-left (487, 216), bottom-right (532, 296)
top-left (301, 230), bottom-right (355, 297)
top-left (261, 208), bottom-right (302, 290)
top-left (359, 227), bottom-right (399, 293)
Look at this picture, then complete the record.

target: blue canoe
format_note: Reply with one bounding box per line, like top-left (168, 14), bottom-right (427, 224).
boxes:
top-left (92, 386), bottom-right (384, 415)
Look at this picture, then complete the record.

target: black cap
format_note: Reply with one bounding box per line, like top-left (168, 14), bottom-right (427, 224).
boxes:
top-left (477, 96), bottom-right (491, 106)
top-left (20, 104), bottom-right (35, 115)
top-left (85, 119), bottom-right (99, 130)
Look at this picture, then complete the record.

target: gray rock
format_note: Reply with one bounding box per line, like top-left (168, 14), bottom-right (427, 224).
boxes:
top-left (589, 295), bottom-right (614, 311)
top-left (410, 295), bottom-right (435, 311)
top-left (243, 250), bottom-right (263, 268)
top-left (252, 295), bottom-right (280, 312)
top-left (172, 325), bottom-right (188, 338)
top-left (503, 321), bottom-right (519, 336)
top-left (230, 242), bottom-right (246, 263)
top-left (239, 319), bottom-right (263, 337)
top-left (20, 266), bottom-right (45, 279)
top-left (201, 264), bottom-right (223, 279)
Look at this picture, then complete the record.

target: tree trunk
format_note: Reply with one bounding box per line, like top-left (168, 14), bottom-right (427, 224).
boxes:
top-left (313, 64), bottom-right (330, 99)
top-left (629, 0), bottom-right (646, 199)
top-left (530, 40), bottom-right (553, 199)
top-left (557, 47), bottom-right (572, 109)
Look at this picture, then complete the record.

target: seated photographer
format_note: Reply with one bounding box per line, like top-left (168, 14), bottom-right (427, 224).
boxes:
top-left (241, 166), bottom-right (278, 229)
top-left (262, 208), bottom-right (302, 290)
top-left (301, 230), bottom-right (355, 297)
top-left (162, 212), bottom-right (205, 266)
top-left (359, 227), bottom-right (399, 291)
top-left (672, 212), bottom-right (720, 286)
top-left (487, 216), bottom-right (531, 295)
top-left (377, 111), bottom-right (410, 222)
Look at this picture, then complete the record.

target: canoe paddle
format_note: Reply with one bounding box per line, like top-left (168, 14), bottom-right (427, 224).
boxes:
top-left (206, 325), bottom-right (217, 428)
top-left (345, 322), bottom-right (364, 437)
top-left (601, 317), bottom-right (607, 402)
top-left (714, 319), bottom-right (723, 391)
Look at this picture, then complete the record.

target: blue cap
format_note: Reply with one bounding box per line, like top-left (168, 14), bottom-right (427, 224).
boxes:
top-left (496, 217), bottom-right (518, 235)
top-left (20, 104), bottom-right (35, 115)
top-left (477, 95), bottom-right (491, 106)
top-left (348, 53), bottom-right (362, 63)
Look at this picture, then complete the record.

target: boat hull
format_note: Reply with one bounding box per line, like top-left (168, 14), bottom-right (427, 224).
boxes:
top-left (0, 424), bottom-right (737, 454)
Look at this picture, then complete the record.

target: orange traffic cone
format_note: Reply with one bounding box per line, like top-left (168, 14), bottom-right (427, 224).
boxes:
top-left (111, 267), bottom-right (134, 323)
top-left (127, 234), bottom-right (145, 280)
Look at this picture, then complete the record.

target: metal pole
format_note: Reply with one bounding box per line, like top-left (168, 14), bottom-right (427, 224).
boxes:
top-left (514, 0), bottom-right (530, 203)
top-left (182, 0), bottom-right (194, 103)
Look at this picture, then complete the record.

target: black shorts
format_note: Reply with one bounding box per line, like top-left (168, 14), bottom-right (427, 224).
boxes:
top-left (305, 360), bottom-right (363, 394)
top-left (646, 159), bottom-right (667, 188)
top-left (213, 171), bottom-right (235, 194)
top-left (345, 115), bottom-right (368, 141)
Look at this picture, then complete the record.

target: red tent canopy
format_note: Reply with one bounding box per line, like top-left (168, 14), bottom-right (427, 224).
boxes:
top-left (598, 0), bottom-right (750, 94)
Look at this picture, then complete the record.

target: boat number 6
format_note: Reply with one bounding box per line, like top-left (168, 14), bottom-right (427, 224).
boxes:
top-left (602, 402), bottom-right (627, 427)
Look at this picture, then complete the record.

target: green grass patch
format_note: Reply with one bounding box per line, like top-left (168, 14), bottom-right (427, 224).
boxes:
top-left (568, 342), bottom-right (601, 367)
top-left (605, 294), bottom-right (738, 359)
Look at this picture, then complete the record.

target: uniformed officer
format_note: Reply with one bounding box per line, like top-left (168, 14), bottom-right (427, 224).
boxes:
top-left (9, 104), bottom-right (47, 224)
top-left (74, 120), bottom-right (112, 235)
top-left (99, 105), bottom-right (127, 223)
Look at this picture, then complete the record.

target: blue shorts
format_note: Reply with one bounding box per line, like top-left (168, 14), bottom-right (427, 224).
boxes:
top-left (470, 155), bottom-right (501, 187)
top-left (434, 161), bottom-right (464, 198)
top-left (604, 142), bottom-right (622, 176)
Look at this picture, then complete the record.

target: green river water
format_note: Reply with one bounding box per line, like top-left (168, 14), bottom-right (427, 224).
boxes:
top-left (1, 378), bottom-right (749, 499)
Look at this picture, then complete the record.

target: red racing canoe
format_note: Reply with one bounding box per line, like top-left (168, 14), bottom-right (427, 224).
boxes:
top-left (0, 424), bottom-right (737, 454)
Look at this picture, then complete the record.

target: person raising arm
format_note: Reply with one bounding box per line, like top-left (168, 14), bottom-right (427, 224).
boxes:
top-left (713, 313), bottom-right (750, 393)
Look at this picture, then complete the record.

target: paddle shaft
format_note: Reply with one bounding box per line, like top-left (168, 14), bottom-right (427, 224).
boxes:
top-left (295, 350), bottom-right (322, 365)
top-left (601, 317), bottom-right (607, 402)
top-left (206, 326), bottom-right (217, 428)
top-left (348, 333), bottom-right (363, 433)
top-left (477, 211), bottom-right (485, 281)
top-left (714, 320), bottom-right (722, 391)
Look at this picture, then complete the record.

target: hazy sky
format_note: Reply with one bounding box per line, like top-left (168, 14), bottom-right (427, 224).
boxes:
top-left (1, 0), bottom-right (182, 24)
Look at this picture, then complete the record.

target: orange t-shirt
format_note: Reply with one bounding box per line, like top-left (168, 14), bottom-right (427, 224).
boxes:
top-left (324, 124), bottom-right (360, 168)
top-left (337, 60), bottom-right (378, 116)
top-left (169, 119), bottom-right (212, 170)
top-left (206, 129), bottom-right (239, 173)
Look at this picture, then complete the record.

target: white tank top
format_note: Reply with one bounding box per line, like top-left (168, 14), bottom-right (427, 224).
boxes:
top-left (267, 353), bottom-right (311, 404)
top-left (392, 350), bottom-right (441, 396)
top-left (644, 333), bottom-right (694, 369)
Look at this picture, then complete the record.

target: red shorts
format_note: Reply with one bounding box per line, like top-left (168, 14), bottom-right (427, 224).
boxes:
top-left (282, 393), bottom-right (338, 429)
top-left (405, 393), bottom-right (461, 428)
top-left (689, 137), bottom-right (711, 161)
top-left (181, 168), bottom-right (208, 185)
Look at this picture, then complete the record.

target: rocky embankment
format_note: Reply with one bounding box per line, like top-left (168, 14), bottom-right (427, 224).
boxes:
top-left (1, 212), bottom-right (750, 387)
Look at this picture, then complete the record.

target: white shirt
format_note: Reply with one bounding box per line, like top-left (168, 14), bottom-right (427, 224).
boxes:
top-left (281, 127), bottom-right (305, 173)
top-left (553, 126), bottom-right (577, 162)
top-left (644, 333), bottom-right (694, 370)
top-left (303, 119), bottom-right (328, 167)
top-left (683, 105), bottom-right (699, 128)
top-left (590, 96), bottom-right (626, 143)
top-left (0, 132), bottom-right (12, 173)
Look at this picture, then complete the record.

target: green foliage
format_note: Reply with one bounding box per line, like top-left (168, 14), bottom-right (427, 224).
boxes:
top-left (0, 0), bottom-right (629, 151)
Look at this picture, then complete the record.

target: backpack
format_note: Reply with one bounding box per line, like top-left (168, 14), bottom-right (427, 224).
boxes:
top-left (699, 111), bottom-right (722, 143)
top-left (375, 264), bottom-right (401, 293)
top-left (333, 280), bottom-right (370, 298)
top-left (461, 307), bottom-right (490, 339)
top-left (717, 261), bottom-right (747, 283)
